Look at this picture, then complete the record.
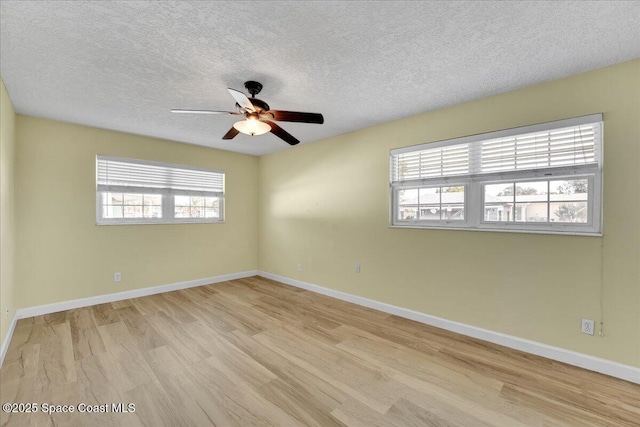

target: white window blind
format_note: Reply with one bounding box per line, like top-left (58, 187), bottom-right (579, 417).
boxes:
top-left (390, 114), bottom-right (602, 183)
top-left (391, 144), bottom-right (469, 181)
top-left (480, 124), bottom-right (598, 173)
top-left (97, 156), bottom-right (224, 196)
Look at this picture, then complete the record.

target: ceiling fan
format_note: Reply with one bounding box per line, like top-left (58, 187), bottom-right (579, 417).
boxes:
top-left (171, 81), bottom-right (324, 146)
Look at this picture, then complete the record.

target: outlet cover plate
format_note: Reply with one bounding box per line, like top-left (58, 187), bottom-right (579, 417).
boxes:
top-left (581, 318), bottom-right (595, 335)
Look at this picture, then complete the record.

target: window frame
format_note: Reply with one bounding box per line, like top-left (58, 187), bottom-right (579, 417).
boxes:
top-left (96, 157), bottom-right (225, 225)
top-left (477, 172), bottom-right (598, 234)
top-left (390, 114), bottom-right (603, 236)
top-left (97, 191), bottom-right (165, 224)
top-left (172, 194), bottom-right (223, 223)
top-left (393, 182), bottom-right (470, 228)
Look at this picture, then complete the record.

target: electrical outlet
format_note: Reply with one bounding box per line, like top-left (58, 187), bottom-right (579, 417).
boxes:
top-left (4, 306), bottom-right (9, 318)
top-left (297, 263), bottom-right (302, 272)
top-left (354, 263), bottom-right (361, 273)
top-left (114, 272), bottom-right (122, 282)
top-left (581, 319), bottom-right (595, 335)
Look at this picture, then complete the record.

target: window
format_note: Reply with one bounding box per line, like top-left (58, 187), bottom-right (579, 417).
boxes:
top-left (96, 156), bottom-right (224, 224)
top-left (174, 195), bottom-right (220, 219)
top-left (101, 192), bottom-right (163, 219)
top-left (390, 114), bottom-right (603, 235)
top-left (398, 186), bottom-right (466, 221)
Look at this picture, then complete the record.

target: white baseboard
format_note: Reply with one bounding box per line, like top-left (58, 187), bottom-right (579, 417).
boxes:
top-left (0, 312), bottom-right (19, 367)
top-left (14, 270), bottom-right (258, 320)
top-left (4, 269), bottom-right (638, 384)
top-left (259, 271), bottom-right (640, 385)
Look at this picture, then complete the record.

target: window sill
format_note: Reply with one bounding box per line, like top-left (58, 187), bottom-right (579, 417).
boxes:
top-left (389, 224), bottom-right (602, 237)
top-left (96, 220), bottom-right (225, 226)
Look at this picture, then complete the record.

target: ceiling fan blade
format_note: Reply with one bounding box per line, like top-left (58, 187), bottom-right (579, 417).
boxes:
top-left (267, 121), bottom-right (300, 146)
top-left (227, 88), bottom-right (255, 112)
top-left (266, 110), bottom-right (324, 124)
top-left (171, 109), bottom-right (240, 115)
top-left (222, 127), bottom-right (240, 140)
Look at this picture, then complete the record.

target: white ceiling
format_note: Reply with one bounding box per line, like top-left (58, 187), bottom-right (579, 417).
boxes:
top-left (1, 1), bottom-right (639, 156)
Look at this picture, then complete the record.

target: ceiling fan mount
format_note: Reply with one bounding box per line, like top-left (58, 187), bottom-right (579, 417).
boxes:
top-left (244, 80), bottom-right (263, 97)
top-left (171, 81), bottom-right (323, 146)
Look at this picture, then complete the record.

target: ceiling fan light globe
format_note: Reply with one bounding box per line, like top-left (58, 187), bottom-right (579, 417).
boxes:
top-left (233, 119), bottom-right (270, 136)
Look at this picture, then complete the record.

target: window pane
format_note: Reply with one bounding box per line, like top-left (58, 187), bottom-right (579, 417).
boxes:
top-left (418, 188), bottom-right (439, 205)
top-left (440, 187), bottom-right (465, 206)
top-left (123, 205), bottom-right (143, 218)
top-left (550, 179), bottom-right (588, 201)
top-left (144, 194), bottom-right (162, 206)
top-left (485, 183), bottom-right (514, 201)
top-left (551, 202), bottom-right (588, 223)
top-left (399, 207), bottom-right (417, 220)
top-left (485, 184), bottom-right (513, 222)
top-left (191, 197), bottom-right (204, 207)
top-left (419, 205), bottom-right (440, 220)
top-left (484, 206), bottom-right (499, 221)
top-left (102, 205), bottom-right (123, 218)
top-left (123, 193), bottom-right (143, 205)
top-left (398, 189), bottom-right (418, 205)
top-left (441, 186), bottom-right (465, 194)
top-left (190, 207), bottom-right (204, 218)
top-left (398, 189), bottom-right (418, 220)
top-left (204, 197), bottom-right (217, 207)
top-left (175, 206), bottom-right (190, 218)
top-left (516, 203), bottom-right (548, 222)
top-left (143, 206), bottom-right (162, 218)
top-left (442, 204), bottom-right (464, 220)
top-left (175, 195), bottom-right (190, 206)
top-left (514, 181), bottom-right (548, 202)
top-left (205, 208), bottom-right (219, 218)
top-left (484, 204), bottom-right (513, 222)
top-left (107, 192), bottom-right (123, 204)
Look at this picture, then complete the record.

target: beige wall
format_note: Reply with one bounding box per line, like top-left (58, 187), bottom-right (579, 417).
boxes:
top-left (1, 78), bottom-right (17, 348)
top-left (15, 116), bottom-right (258, 309)
top-left (0, 79), bottom-right (16, 352)
top-left (258, 59), bottom-right (640, 367)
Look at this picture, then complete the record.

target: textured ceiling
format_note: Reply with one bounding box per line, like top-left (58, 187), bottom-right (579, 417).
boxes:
top-left (1, 1), bottom-right (639, 156)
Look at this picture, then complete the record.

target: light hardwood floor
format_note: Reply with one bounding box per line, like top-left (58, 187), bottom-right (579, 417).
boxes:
top-left (1, 276), bottom-right (638, 426)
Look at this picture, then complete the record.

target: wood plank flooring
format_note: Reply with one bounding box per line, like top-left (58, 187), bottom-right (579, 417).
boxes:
top-left (1, 276), bottom-right (638, 426)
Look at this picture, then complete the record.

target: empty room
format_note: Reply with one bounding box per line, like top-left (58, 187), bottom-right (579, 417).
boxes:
top-left (1, 1), bottom-right (639, 426)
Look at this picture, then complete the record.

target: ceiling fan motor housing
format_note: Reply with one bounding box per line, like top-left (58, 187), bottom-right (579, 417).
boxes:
top-left (249, 98), bottom-right (270, 112)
